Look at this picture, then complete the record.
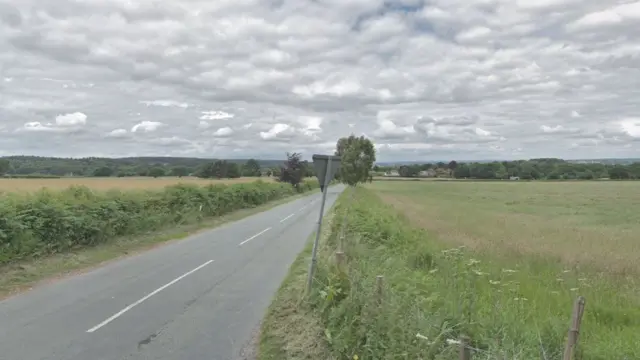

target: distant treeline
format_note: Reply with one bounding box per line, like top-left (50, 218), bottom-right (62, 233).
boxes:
top-left (0, 156), bottom-right (297, 179)
top-left (374, 158), bottom-right (640, 180)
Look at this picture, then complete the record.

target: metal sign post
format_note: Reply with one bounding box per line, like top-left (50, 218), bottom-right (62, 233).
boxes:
top-left (306, 154), bottom-right (341, 294)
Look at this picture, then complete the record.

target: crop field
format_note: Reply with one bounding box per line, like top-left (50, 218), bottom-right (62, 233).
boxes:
top-left (373, 180), bottom-right (640, 275)
top-left (0, 176), bottom-right (274, 193)
top-left (263, 181), bottom-right (640, 360)
top-left (362, 181), bottom-right (640, 358)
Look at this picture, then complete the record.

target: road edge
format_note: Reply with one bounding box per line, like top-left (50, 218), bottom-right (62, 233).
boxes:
top-left (0, 188), bottom-right (321, 301)
top-left (256, 192), bottom-right (342, 360)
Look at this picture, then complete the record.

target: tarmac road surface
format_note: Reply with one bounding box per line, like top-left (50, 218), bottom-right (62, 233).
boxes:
top-left (0, 185), bottom-right (345, 360)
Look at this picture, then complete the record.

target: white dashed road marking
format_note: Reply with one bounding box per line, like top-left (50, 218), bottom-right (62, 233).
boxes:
top-left (86, 260), bottom-right (214, 333)
top-left (238, 227), bottom-right (272, 246)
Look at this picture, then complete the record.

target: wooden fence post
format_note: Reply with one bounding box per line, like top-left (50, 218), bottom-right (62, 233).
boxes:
top-left (563, 296), bottom-right (586, 360)
top-left (459, 335), bottom-right (471, 360)
top-left (335, 251), bottom-right (345, 270)
top-left (375, 275), bottom-right (384, 305)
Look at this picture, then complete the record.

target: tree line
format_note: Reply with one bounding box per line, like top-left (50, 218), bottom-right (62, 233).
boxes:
top-left (375, 158), bottom-right (640, 180)
top-left (0, 156), bottom-right (284, 179)
top-left (0, 134), bottom-right (377, 186)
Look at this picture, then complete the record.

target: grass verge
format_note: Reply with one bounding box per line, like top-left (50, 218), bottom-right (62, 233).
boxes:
top-left (258, 198), bottom-right (338, 360)
top-left (260, 185), bottom-right (639, 360)
top-left (0, 188), bottom-right (319, 300)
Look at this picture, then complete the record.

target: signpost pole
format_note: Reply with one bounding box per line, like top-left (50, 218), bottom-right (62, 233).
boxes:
top-left (306, 156), bottom-right (332, 294)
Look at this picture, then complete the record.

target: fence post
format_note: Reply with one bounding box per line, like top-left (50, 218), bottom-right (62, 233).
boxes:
top-left (563, 296), bottom-right (586, 360)
top-left (335, 251), bottom-right (345, 270)
top-left (459, 335), bottom-right (471, 360)
top-left (375, 275), bottom-right (384, 306)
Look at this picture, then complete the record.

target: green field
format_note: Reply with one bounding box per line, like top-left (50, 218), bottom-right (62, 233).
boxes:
top-left (260, 181), bottom-right (640, 360)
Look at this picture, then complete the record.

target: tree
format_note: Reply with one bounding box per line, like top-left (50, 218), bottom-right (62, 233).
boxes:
top-left (194, 163), bottom-right (214, 178)
top-left (0, 159), bottom-right (10, 176)
top-left (170, 166), bottom-right (189, 177)
top-left (609, 166), bottom-right (630, 179)
top-left (212, 160), bottom-right (228, 179)
top-left (279, 152), bottom-right (305, 188)
top-left (227, 162), bottom-right (241, 178)
top-left (92, 166), bottom-right (113, 177)
top-left (448, 160), bottom-right (458, 177)
top-left (301, 160), bottom-right (315, 177)
top-left (148, 167), bottom-right (166, 178)
top-left (335, 135), bottom-right (376, 186)
top-left (453, 164), bottom-right (471, 178)
top-left (242, 159), bottom-right (261, 177)
top-left (398, 165), bottom-right (412, 177)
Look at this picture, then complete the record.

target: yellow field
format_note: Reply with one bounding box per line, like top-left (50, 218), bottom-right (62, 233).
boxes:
top-left (0, 177), bottom-right (274, 192)
top-left (370, 180), bottom-right (640, 275)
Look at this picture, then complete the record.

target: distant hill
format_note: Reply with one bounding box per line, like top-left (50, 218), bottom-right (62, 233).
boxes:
top-left (0, 156), bottom-right (285, 177)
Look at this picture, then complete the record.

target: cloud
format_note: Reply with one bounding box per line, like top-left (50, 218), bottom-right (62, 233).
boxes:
top-left (1, 0), bottom-right (639, 160)
top-left (21, 121), bottom-right (56, 132)
top-left (620, 118), bottom-right (640, 138)
top-left (213, 127), bottom-right (233, 137)
top-left (141, 100), bottom-right (190, 109)
top-left (55, 112), bottom-right (87, 126)
top-left (200, 111), bottom-right (234, 120)
top-left (131, 121), bottom-right (164, 133)
top-left (260, 123), bottom-right (294, 141)
top-left (106, 128), bottom-right (128, 138)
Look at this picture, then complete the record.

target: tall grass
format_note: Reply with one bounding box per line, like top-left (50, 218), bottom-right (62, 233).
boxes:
top-left (0, 179), bottom-right (318, 265)
top-left (308, 187), bottom-right (639, 360)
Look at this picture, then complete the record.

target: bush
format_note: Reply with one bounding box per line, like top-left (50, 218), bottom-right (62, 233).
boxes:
top-left (0, 179), bottom-right (318, 265)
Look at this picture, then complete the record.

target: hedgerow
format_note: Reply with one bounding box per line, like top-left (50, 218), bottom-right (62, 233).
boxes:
top-left (0, 179), bottom-right (318, 264)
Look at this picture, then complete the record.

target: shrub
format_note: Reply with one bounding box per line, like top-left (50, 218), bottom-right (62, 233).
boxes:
top-left (0, 179), bottom-right (318, 265)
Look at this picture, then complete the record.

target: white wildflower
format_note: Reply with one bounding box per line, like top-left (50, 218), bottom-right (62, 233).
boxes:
top-left (416, 333), bottom-right (429, 341)
top-left (473, 270), bottom-right (486, 276)
top-left (489, 280), bottom-right (501, 285)
top-left (570, 288), bottom-right (579, 292)
top-left (513, 297), bottom-right (528, 301)
top-left (446, 339), bottom-right (461, 345)
top-left (502, 269), bottom-right (518, 273)
top-left (467, 259), bottom-right (480, 266)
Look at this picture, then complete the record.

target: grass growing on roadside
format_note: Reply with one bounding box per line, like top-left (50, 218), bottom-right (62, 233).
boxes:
top-left (0, 188), bottom-right (320, 300)
top-left (0, 179), bottom-right (318, 265)
top-left (258, 207), bottom-right (336, 360)
top-left (298, 185), bottom-right (640, 359)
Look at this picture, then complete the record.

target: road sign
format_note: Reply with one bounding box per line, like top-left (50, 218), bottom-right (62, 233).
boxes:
top-left (306, 154), bottom-right (341, 294)
top-left (312, 154), bottom-right (341, 192)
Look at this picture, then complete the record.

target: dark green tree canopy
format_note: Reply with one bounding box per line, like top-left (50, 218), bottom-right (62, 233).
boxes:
top-left (242, 159), bottom-right (262, 177)
top-left (279, 152), bottom-right (305, 187)
top-left (0, 159), bottom-right (10, 176)
top-left (335, 135), bottom-right (376, 186)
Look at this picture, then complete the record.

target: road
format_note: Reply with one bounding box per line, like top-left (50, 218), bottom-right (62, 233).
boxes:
top-left (0, 185), bottom-right (345, 360)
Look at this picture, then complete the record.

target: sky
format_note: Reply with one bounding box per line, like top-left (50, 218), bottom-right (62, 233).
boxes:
top-left (1, 0), bottom-right (640, 162)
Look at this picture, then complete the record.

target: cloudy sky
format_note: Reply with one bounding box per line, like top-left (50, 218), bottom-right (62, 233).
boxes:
top-left (1, 0), bottom-right (640, 161)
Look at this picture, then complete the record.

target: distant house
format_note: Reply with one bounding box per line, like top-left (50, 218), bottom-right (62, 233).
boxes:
top-left (418, 169), bottom-right (437, 177)
top-left (384, 170), bottom-right (400, 177)
top-left (509, 176), bottom-right (520, 181)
